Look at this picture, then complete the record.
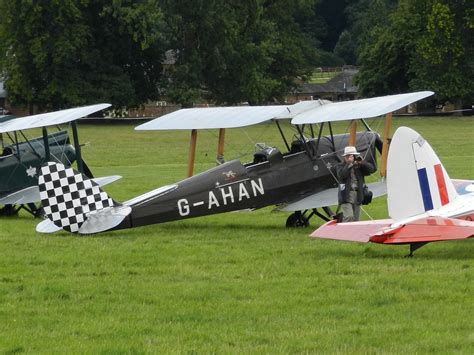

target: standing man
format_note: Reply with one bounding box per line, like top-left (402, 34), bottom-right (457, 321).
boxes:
top-left (335, 146), bottom-right (375, 222)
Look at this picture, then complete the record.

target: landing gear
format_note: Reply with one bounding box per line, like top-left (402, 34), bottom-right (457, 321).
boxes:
top-left (285, 207), bottom-right (334, 228)
top-left (22, 203), bottom-right (44, 218)
top-left (0, 203), bottom-right (43, 217)
top-left (286, 211), bottom-right (309, 227)
top-left (406, 242), bottom-right (429, 257)
top-left (0, 204), bottom-right (20, 216)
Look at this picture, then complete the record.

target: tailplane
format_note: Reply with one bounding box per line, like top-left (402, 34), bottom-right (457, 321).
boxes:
top-left (387, 127), bottom-right (458, 220)
top-left (37, 162), bottom-right (130, 234)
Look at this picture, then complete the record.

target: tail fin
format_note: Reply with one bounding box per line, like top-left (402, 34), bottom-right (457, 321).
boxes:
top-left (38, 162), bottom-right (130, 234)
top-left (387, 127), bottom-right (458, 220)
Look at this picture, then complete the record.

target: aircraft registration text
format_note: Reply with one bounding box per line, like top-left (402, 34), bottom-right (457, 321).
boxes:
top-left (177, 178), bottom-right (265, 216)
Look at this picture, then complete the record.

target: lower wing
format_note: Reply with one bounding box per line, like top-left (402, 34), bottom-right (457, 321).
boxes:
top-left (311, 217), bottom-right (474, 244)
top-left (278, 181), bottom-right (387, 212)
top-left (374, 217), bottom-right (474, 244)
top-left (310, 219), bottom-right (393, 242)
top-left (451, 179), bottom-right (474, 196)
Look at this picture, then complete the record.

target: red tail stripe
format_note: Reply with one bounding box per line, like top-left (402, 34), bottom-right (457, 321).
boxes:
top-left (434, 164), bottom-right (449, 205)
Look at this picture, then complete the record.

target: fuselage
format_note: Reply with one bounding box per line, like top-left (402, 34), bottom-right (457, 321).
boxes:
top-left (114, 132), bottom-right (380, 230)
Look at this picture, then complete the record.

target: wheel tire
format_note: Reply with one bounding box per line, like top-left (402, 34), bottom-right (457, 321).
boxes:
top-left (286, 213), bottom-right (309, 228)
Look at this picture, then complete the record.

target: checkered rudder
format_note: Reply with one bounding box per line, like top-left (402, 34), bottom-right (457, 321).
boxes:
top-left (38, 162), bottom-right (114, 233)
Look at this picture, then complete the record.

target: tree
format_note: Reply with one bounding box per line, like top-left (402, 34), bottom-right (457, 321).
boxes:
top-left (161, 0), bottom-right (318, 105)
top-left (0, 0), bottom-right (167, 111)
top-left (344, 0), bottom-right (397, 62)
top-left (408, 0), bottom-right (473, 105)
top-left (355, 0), bottom-right (473, 105)
top-left (334, 30), bottom-right (356, 64)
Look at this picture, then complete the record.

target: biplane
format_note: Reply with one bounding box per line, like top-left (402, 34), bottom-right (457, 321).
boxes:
top-left (35, 91), bottom-right (434, 235)
top-left (311, 126), bottom-right (474, 256)
top-left (0, 104), bottom-right (120, 216)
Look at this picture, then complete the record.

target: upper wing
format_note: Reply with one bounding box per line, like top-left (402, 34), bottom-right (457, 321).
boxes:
top-left (135, 100), bottom-right (327, 131)
top-left (136, 91), bottom-right (433, 131)
top-left (278, 181), bottom-right (386, 212)
top-left (0, 103), bottom-right (111, 133)
top-left (291, 91), bottom-right (434, 125)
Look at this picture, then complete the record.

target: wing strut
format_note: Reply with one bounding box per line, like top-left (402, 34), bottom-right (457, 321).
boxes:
top-left (380, 112), bottom-right (392, 178)
top-left (187, 129), bottom-right (198, 177)
top-left (42, 127), bottom-right (50, 160)
top-left (275, 121), bottom-right (290, 151)
top-left (349, 120), bottom-right (357, 146)
top-left (71, 121), bottom-right (83, 173)
top-left (216, 128), bottom-right (225, 164)
top-left (14, 131), bottom-right (20, 161)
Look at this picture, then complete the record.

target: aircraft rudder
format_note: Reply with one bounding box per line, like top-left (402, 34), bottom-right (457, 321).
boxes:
top-left (387, 127), bottom-right (458, 221)
top-left (38, 162), bottom-right (128, 234)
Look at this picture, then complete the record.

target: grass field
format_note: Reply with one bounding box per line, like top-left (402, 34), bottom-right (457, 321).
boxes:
top-left (0, 117), bottom-right (473, 353)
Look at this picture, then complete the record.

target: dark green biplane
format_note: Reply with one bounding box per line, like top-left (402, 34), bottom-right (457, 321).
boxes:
top-left (0, 104), bottom-right (119, 216)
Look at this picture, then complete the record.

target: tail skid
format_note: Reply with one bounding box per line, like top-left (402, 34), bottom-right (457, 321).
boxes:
top-left (37, 162), bottom-right (130, 234)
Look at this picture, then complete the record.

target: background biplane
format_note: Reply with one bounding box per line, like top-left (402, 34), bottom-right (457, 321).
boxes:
top-left (311, 126), bottom-right (474, 256)
top-left (0, 104), bottom-right (120, 216)
top-left (36, 91), bottom-right (434, 234)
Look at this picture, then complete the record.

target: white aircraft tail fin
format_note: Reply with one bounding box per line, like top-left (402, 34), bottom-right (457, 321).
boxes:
top-left (387, 127), bottom-right (458, 221)
top-left (37, 162), bottom-right (130, 234)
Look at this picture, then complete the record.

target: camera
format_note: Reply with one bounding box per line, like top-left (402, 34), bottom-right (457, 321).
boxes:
top-left (355, 156), bottom-right (362, 162)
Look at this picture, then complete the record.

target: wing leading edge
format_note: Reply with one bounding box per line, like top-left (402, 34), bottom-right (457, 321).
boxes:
top-left (0, 103), bottom-right (111, 133)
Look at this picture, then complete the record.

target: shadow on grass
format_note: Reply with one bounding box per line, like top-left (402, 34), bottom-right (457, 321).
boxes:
top-left (34, 217), bottom-right (473, 261)
top-left (38, 220), bottom-right (308, 239)
top-left (308, 239), bottom-right (474, 260)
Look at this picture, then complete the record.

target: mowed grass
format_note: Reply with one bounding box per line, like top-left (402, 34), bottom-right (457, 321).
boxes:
top-left (0, 117), bottom-right (473, 353)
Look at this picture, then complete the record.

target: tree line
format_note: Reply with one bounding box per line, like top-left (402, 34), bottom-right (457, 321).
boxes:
top-left (0, 0), bottom-right (472, 111)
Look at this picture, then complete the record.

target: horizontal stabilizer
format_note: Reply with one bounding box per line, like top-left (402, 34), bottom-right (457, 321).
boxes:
top-left (0, 175), bottom-right (121, 206)
top-left (310, 219), bottom-right (394, 243)
top-left (76, 205), bottom-right (131, 234)
top-left (375, 217), bottom-right (474, 244)
top-left (36, 219), bottom-right (62, 233)
top-left (0, 186), bottom-right (40, 205)
top-left (279, 181), bottom-right (386, 212)
top-left (92, 175), bottom-right (122, 187)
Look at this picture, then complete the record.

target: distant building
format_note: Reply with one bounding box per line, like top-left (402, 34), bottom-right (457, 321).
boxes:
top-left (290, 68), bottom-right (359, 102)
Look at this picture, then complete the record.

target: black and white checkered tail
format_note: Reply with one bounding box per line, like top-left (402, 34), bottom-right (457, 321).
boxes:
top-left (38, 162), bottom-right (115, 233)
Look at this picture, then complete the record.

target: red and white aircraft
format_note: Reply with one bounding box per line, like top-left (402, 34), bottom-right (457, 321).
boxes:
top-left (311, 126), bottom-right (474, 256)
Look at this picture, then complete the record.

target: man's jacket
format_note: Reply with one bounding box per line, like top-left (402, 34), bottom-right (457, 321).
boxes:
top-left (334, 160), bottom-right (375, 204)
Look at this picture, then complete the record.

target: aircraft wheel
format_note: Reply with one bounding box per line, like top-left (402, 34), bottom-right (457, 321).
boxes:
top-left (286, 212), bottom-right (309, 228)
